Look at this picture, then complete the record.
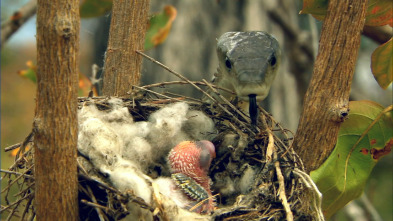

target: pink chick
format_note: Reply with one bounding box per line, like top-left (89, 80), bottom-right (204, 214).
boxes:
top-left (168, 140), bottom-right (216, 214)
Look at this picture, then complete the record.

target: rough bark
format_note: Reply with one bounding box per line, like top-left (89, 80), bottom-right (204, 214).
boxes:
top-left (102, 0), bottom-right (150, 96)
top-left (292, 0), bottom-right (368, 173)
top-left (34, 0), bottom-right (79, 220)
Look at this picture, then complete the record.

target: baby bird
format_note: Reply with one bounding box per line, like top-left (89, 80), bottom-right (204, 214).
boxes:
top-left (168, 140), bottom-right (216, 214)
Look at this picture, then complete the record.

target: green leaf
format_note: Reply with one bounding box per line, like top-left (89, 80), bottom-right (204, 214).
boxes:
top-left (80, 0), bottom-right (113, 18)
top-left (311, 101), bottom-right (393, 219)
top-left (144, 5), bottom-right (177, 50)
top-left (17, 61), bottom-right (37, 83)
top-left (365, 0), bottom-right (393, 26)
top-left (371, 38), bottom-right (393, 89)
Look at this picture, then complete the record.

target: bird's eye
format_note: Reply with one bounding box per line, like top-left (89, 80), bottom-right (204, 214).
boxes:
top-left (225, 57), bottom-right (232, 69)
top-left (270, 56), bottom-right (277, 66)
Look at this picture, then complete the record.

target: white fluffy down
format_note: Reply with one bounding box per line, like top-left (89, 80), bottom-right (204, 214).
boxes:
top-left (77, 99), bottom-right (216, 212)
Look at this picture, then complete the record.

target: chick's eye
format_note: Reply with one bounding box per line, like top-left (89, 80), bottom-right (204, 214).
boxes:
top-left (270, 56), bottom-right (277, 66)
top-left (225, 57), bottom-right (232, 69)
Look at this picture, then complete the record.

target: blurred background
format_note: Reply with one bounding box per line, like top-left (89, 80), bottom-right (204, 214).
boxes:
top-left (1, 0), bottom-right (391, 220)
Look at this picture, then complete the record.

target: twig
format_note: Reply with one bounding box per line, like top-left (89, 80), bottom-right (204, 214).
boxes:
top-left (86, 185), bottom-right (107, 221)
top-left (265, 130), bottom-right (274, 164)
top-left (202, 79), bottom-right (250, 124)
top-left (1, 165), bottom-right (34, 194)
top-left (151, 182), bottom-right (169, 221)
top-left (131, 85), bottom-right (184, 102)
top-left (142, 80), bottom-right (236, 95)
top-left (363, 25), bottom-right (392, 44)
top-left (14, 182), bottom-right (34, 197)
top-left (136, 50), bottom-right (255, 135)
top-left (15, 131), bottom-right (34, 160)
top-left (78, 173), bottom-right (154, 211)
top-left (1, 0), bottom-right (37, 48)
top-left (274, 151), bottom-right (294, 221)
top-left (1, 193), bottom-right (33, 214)
top-left (293, 168), bottom-right (324, 221)
top-left (20, 193), bottom-right (34, 221)
top-left (78, 173), bottom-right (120, 194)
top-left (0, 170), bottom-right (33, 179)
top-left (4, 143), bottom-right (22, 152)
top-left (81, 199), bottom-right (115, 214)
top-left (4, 131), bottom-right (34, 153)
top-left (163, 91), bottom-right (202, 103)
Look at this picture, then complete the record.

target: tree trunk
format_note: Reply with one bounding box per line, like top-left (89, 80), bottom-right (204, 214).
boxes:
top-left (102, 0), bottom-right (150, 96)
top-left (292, 0), bottom-right (368, 173)
top-left (34, 0), bottom-right (79, 220)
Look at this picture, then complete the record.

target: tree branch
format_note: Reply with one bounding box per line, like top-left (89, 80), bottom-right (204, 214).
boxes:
top-left (34, 0), bottom-right (79, 219)
top-left (292, 0), bottom-right (369, 172)
top-left (102, 0), bottom-right (150, 96)
top-left (1, 0), bottom-right (37, 48)
top-left (363, 25), bottom-right (392, 44)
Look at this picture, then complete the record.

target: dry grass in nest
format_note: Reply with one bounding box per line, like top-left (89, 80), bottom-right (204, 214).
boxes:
top-left (1, 52), bottom-right (324, 220)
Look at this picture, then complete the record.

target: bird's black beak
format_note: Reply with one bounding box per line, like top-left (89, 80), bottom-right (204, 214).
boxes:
top-left (248, 94), bottom-right (258, 127)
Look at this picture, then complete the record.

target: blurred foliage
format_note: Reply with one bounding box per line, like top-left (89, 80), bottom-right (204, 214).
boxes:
top-left (144, 5), bottom-right (177, 50)
top-left (80, 0), bottom-right (177, 50)
top-left (365, 0), bottom-right (393, 26)
top-left (301, 0), bottom-right (393, 26)
top-left (311, 101), bottom-right (393, 219)
top-left (18, 60), bottom-right (37, 83)
top-left (80, 0), bottom-right (112, 18)
top-left (371, 39), bottom-right (393, 89)
top-left (17, 60), bottom-right (97, 96)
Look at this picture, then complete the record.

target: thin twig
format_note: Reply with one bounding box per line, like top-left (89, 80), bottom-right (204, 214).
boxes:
top-left (15, 131), bottom-right (34, 160)
top-left (142, 80), bottom-right (236, 95)
top-left (1, 165), bottom-right (34, 194)
top-left (20, 194), bottom-right (34, 221)
top-left (163, 91), bottom-right (202, 103)
top-left (0, 170), bottom-right (33, 179)
top-left (293, 168), bottom-right (324, 221)
top-left (81, 199), bottom-right (115, 213)
top-left (136, 50), bottom-right (255, 135)
top-left (1, 0), bottom-right (37, 47)
top-left (202, 79), bottom-right (250, 124)
top-left (86, 185), bottom-right (107, 221)
top-left (14, 182), bottom-right (34, 197)
top-left (131, 85), bottom-right (184, 102)
top-left (1, 193), bottom-right (33, 214)
top-left (4, 143), bottom-right (22, 152)
top-left (274, 151), bottom-right (294, 221)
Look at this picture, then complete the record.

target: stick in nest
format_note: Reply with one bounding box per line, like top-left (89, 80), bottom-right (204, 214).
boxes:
top-left (136, 50), bottom-right (255, 135)
top-left (293, 168), bottom-right (325, 221)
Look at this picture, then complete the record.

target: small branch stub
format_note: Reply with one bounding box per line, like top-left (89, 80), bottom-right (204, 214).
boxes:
top-left (330, 104), bottom-right (350, 123)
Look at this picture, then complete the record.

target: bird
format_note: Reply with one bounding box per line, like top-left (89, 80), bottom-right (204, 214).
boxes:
top-left (208, 31), bottom-right (281, 126)
top-left (167, 140), bottom-right (216, 214)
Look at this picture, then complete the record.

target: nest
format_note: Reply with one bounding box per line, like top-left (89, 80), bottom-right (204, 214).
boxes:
top-left (1, 55), bottom-right (324, 221)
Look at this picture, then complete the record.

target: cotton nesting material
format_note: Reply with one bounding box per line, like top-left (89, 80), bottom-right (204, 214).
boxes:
top-left (77, 98), bottom-right (216, 206)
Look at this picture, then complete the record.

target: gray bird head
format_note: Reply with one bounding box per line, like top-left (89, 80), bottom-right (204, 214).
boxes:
top-left (216, 31), bottom-right (281, 101)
